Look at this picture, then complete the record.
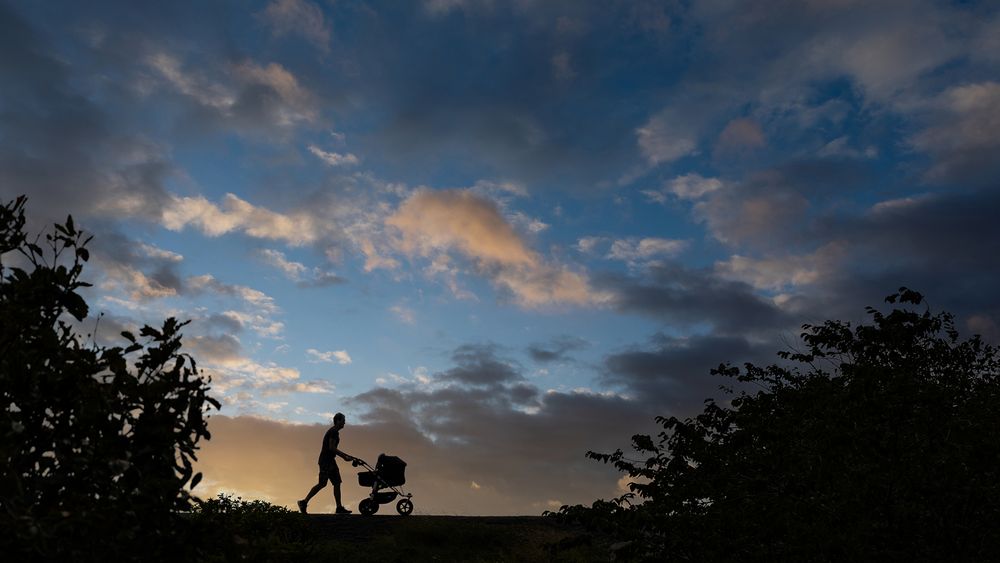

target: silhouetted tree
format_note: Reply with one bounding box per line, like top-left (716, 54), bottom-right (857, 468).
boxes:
top-left (554, 289), bottom-right (1000, 561)
top-left (0, 196), bottom-right (219, 560)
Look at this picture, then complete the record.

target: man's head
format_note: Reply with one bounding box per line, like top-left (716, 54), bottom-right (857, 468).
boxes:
top-left (333, 412), bottom-right (346, 429)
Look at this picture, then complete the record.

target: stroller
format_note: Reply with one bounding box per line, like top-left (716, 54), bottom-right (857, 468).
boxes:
top-left (352, 453), bottom-right (413, 516)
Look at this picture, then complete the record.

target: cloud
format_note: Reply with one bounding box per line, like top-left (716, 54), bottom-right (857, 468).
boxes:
top-left (182, 330), bottom-right (336, 404)
top-left (714, 242), bottom-right (847, 291)
top-left (816, 136), bottom-right (878, 160)
top-left (732, 186), bottom-right (1000, 343)
top-left (308, 145), bottom-right (359, 167)
top-left (437, 344), bottom-right (523, 387)
top-left (390, 304), bottom-right (416, 324)
top-left (636, 110), bottom-right (698, 166)
top-left (258, 0), bottom-right (331, 52)
top-left (137, 242), bottom-right (184, 263)
top-left (188, 274), bottom-right (279, 314)
top-left (642, 174), bottom-right (724, 204)
top-left (689, 161), bottom-right (873, 249)
top-left (388, 188), bottom-right (536, 266)
top-left (307, 348), bottom-right (352, 365)
top-left (602, 333), bottom-right (772, 410)
top-left (629, 0), bottom-right (970, 179)
top-left (98, 264), bottom-right (178, 301)
top-left (258, 249), bottom-right (346, 287)
top-left (162, 193), bottom-right (324, 246)
top-left (186, 337), bottom-right (335, 404)
top-left (576, 236), bottom-right (606, 254)
top-left (146, 53), bottom-right (233, 109)
top-left (386, 188), bottom-right (611, 308)
top-left (259, 248), bottom-right (307, 279)
top-left (607, 237), bottom-right (689, 265)
top-left (595, 262), bottom-right (793, 335)
top-left (82, 232), bottom-right (192, 308)
top-left (526, 336), bottom-right (589, 364)
top-left (911, 82), bottom-right (1000, 186)
top-left (0, 6), bottom-right (172, 224)
top-left (187, 333), bottom-right (245, 366)
top-left (218, 311), bottom-right (285, 339)
top-left (665, 173), bottom-right (724, 201)
top-left (146, 54), bottom-right (316, 134)
top-left (715, 118), bottom-right (765, 153)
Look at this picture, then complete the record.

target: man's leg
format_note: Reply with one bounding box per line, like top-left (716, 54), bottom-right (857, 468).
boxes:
top-left (333, 483), bottom-right (352, 514)
top-left (331, 464), bottom-right (351, 514)
top-left (299, 473), bottom-right (328, 513)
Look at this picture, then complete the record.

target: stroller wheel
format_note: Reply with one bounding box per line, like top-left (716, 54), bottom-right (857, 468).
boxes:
top-left (396, 498), bottom-right (413, 516)
top-left (359, 498), bottom-right (378, 516)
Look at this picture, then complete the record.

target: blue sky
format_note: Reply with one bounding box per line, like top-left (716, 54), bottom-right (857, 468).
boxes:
top-left (3, 0), bottom-right (1000, 514)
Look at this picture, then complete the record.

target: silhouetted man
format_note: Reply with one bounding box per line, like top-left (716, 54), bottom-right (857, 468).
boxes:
top-left (298, 412), bottom-right (356, 514)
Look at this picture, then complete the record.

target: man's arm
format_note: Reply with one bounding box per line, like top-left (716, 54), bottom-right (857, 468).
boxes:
top-left (326, 431), bottom-right (354, 461)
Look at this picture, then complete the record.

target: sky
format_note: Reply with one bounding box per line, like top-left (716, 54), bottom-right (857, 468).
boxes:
top-left (2, 0), bottom-right (999, 515)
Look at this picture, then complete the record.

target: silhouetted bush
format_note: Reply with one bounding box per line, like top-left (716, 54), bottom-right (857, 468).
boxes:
top-left (0, 196), bottom-right (219, 560)
top-left (188, 494), bottom-right (319, 561)
top-left (552, 289), bottom-right (1000, 561)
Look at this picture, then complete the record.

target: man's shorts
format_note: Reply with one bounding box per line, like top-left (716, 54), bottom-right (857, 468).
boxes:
top-left (318, 460), bottom-right (342, 485)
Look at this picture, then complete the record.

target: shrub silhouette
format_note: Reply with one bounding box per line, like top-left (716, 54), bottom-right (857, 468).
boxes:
top-left (553, 289), bottom-right (1000, 561)
top-left (0, 196), bottom-right (219, 560)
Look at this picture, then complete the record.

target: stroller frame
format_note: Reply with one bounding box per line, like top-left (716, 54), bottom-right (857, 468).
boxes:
top-left (353, 454), bottom-right (413, 516)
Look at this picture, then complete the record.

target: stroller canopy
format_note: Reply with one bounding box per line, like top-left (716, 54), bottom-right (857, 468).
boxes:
top-left (376, 454), bottom-right (407, 487)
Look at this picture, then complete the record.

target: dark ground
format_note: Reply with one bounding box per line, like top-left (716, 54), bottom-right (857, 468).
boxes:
top-left (309, 515), bottom-right (564, 542)
top-left (299, 514), bottom-right (603, 561)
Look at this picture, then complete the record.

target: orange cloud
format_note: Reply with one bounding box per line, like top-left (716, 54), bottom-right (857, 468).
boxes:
top-left (387, 188), bottom-right (537, 267)
top-left (386, 189), bottom-right (610, 308)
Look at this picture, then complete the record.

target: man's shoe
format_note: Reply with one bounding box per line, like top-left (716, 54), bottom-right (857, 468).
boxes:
top-left (297, 500), bottom-right (308, 514)
top-left (335, 506), bottom-right (352, 515)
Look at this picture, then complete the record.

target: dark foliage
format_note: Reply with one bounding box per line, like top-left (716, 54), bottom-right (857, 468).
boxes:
top-left (0, 196), bottom-right (219, 560)
top-left (189, 494), bottom-right (320, 562)
top-left (551, 288), bottom-right (1000, 561)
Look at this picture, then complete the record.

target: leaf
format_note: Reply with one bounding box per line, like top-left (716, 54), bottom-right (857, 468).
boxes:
top-left (190, 472), bottom-right (203, 490)
top-left (139, 325), bottom-right (162, 339)
top-left (121, 331), bottom-right (137, 343)
top-left (61, 291), bottom-right (89, 321)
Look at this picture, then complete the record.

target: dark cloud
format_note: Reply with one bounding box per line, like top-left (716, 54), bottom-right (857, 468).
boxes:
top-left (790, 187), bottom-right (1000, 342)
top-left (0, 3), bottom-right (171, 224)
top-left (436, 343), bottom-right (524, 387)
top-left (187, 333), bottom-right (244, 365)
top-left (693, 159), bottom-right (877, 250)
top-left (204, 312), bottom-right (246, 334)
top-left (603, 333), bottom-right (774, 413)
top-left (526, 335), bottom-right (589, 363)
top-left (88, 230), bottom-right (186, 292)
top-left (327, 1), bottom-right (689, 188)
top-left (296, 272), bottom-right (347, 288)
top-left (597, 262), bottom-right (793, 335)
top-left (910, 82), bottom-right (1000, 188)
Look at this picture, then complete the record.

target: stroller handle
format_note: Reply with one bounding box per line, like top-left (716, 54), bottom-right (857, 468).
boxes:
top-left (351, 457), bottom-right (374, 470)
